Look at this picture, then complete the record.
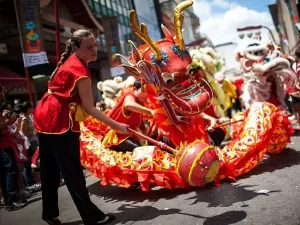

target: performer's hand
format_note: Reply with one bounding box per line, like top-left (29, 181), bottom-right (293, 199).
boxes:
top-left (116, 123), bottom-right (130, 134)
top-left (207, 118), bottom-right (218, 132)
top-left (218, 117), bottom-right (230, 123)
top-left (144, 110), bottom-right (155, 119)
top-left (150, 110), bottom-right (156, 118)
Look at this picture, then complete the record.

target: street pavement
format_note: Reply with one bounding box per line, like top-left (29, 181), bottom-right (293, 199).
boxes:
top-left (1, 134), bottom-right (300, 225)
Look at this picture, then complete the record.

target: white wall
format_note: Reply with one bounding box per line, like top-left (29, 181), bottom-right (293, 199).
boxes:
top-left (215, 43), bottom-right (239, 71)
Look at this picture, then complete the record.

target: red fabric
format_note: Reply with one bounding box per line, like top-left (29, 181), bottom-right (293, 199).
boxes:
top-left (204, 105), bottom-right (217, 118)
top-left (106, 92), bottom-right (142, 142)
top-left (12, 137), bottom-right (28, 163)
top-left (34, 54), bottom-right (91, 134)
top-left (233, 79), bottom-right (244, 96)
top-left (0, 129), bottom-right (14, 149)
top-left (268, 95), bottom-right (281, 107)
top-left (31, 147), bottom-right (40, 166)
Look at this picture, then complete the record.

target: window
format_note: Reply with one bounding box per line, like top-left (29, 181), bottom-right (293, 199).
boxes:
top-left (105, 0), bottom-right (111, 8)
top-left (128, 0), bottom-right (133, 10)
top-left (94, 4), bottom-right (101, 15)
top-left (117, 5), bottom-right (123, 14)
top-left (111, 1), bottom-right (117, 15)
top-left (118, 14), bottom-right (124, 24)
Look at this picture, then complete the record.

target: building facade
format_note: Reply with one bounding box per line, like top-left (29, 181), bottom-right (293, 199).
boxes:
top-left (88, 0), bottom-right (135, 57)
top-left (87, 0), bottom-right (162, 54)
top-left (133, 0), bottom-right (162, 40)
top-left (159, 0), bottom-right (196, 44)
top-left (0, 0), bottom-right (106, 102)
top-left (269, 0), bottom-right (300, 53)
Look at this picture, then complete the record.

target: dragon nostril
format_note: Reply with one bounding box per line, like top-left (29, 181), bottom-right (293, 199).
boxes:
top-left (182, 80), bottom-right (190, 88)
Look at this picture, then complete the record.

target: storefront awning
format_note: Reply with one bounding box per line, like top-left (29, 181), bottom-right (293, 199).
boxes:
top-left (0, 66), bottom-right (27, 88)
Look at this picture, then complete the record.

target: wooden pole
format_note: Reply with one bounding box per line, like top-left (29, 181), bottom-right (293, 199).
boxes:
top-left (13, 0), bottom-right (34, 106)
top-left (127, 128), bottom-right (176, 154)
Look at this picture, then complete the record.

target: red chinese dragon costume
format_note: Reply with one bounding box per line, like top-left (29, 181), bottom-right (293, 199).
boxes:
top-left (80, 0), bottom-right (293, 192)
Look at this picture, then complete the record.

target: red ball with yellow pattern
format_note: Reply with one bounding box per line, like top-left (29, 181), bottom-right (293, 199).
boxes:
top-left (176, 140), bottom-right (220, 187)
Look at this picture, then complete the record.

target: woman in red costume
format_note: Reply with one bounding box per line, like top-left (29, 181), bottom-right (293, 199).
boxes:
top-left (103, 80), bottom-right (154, 152)
top-left (34, 29), bottom-right (128, 225)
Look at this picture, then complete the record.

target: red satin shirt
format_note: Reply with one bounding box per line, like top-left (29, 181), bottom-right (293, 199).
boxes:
top-left (34, 54), bottom-right (91, 134)
top-left (106, 92), bottom-right (142, 142)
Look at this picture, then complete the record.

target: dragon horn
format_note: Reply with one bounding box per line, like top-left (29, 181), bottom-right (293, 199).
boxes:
top-left (130, 10), bottom-right (162, 61)
top-left (174, 0), bottom-right (193, 51)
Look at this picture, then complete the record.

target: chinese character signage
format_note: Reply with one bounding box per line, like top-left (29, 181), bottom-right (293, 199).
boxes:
top-left (14, 0), bottom-right (49, 67)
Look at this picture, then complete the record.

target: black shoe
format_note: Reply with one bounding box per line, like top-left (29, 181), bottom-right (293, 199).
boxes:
top-left (95, 215), bottom-right (116, 224)
top-left (5, 202), bottom-right (27, 211)
top-left (20, 194), bottom-right (28, 204)
top-left (43, 217), bottom-right (61, 225)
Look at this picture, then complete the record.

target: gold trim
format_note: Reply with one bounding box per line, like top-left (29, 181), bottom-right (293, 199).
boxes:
top-left (188, 146), bottom-right (213, 186)
top-left (176, 139), bottom-right (202, 176)
top-left (122, 105), bottom-right (132, 118)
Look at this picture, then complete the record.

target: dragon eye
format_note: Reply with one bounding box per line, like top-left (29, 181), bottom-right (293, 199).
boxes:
top-left (162, 73), bottom-right (175, 84)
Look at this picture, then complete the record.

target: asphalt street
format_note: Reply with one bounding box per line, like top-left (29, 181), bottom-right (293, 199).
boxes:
top-left (1, 134), bottom-right (300, 225)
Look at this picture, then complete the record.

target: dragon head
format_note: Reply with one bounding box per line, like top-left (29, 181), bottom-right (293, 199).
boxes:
top-left (116, 0), bottom-right (212, 126)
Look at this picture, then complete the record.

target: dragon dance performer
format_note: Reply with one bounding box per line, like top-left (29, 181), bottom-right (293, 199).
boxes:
top-left (102, 80), bottom-right (155, 152)
top-left (34, 29), bottom-right (129, 225)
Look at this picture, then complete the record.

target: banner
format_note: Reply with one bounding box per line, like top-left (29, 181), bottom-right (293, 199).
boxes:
top-left (14, 0), bottom-right (49, 67)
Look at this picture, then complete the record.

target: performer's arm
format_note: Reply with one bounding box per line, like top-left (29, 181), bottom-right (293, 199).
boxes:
top-left (124, 95), bottom-right (154, 117)
top-left (77, 78), bottom-right (128, 133)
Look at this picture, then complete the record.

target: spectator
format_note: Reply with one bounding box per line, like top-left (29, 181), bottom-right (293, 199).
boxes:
top-left (289, 49), bottom-right (300, 129)
top-left (0, 102), bottom-right (27, 211)
top-left (20, 101), bottom-right (40, 190)
top-left (7, 105), bottom-right (28, 204)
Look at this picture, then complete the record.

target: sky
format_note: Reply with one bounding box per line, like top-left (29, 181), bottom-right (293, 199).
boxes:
top-left (193, 0), bottom-right (277, 47)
